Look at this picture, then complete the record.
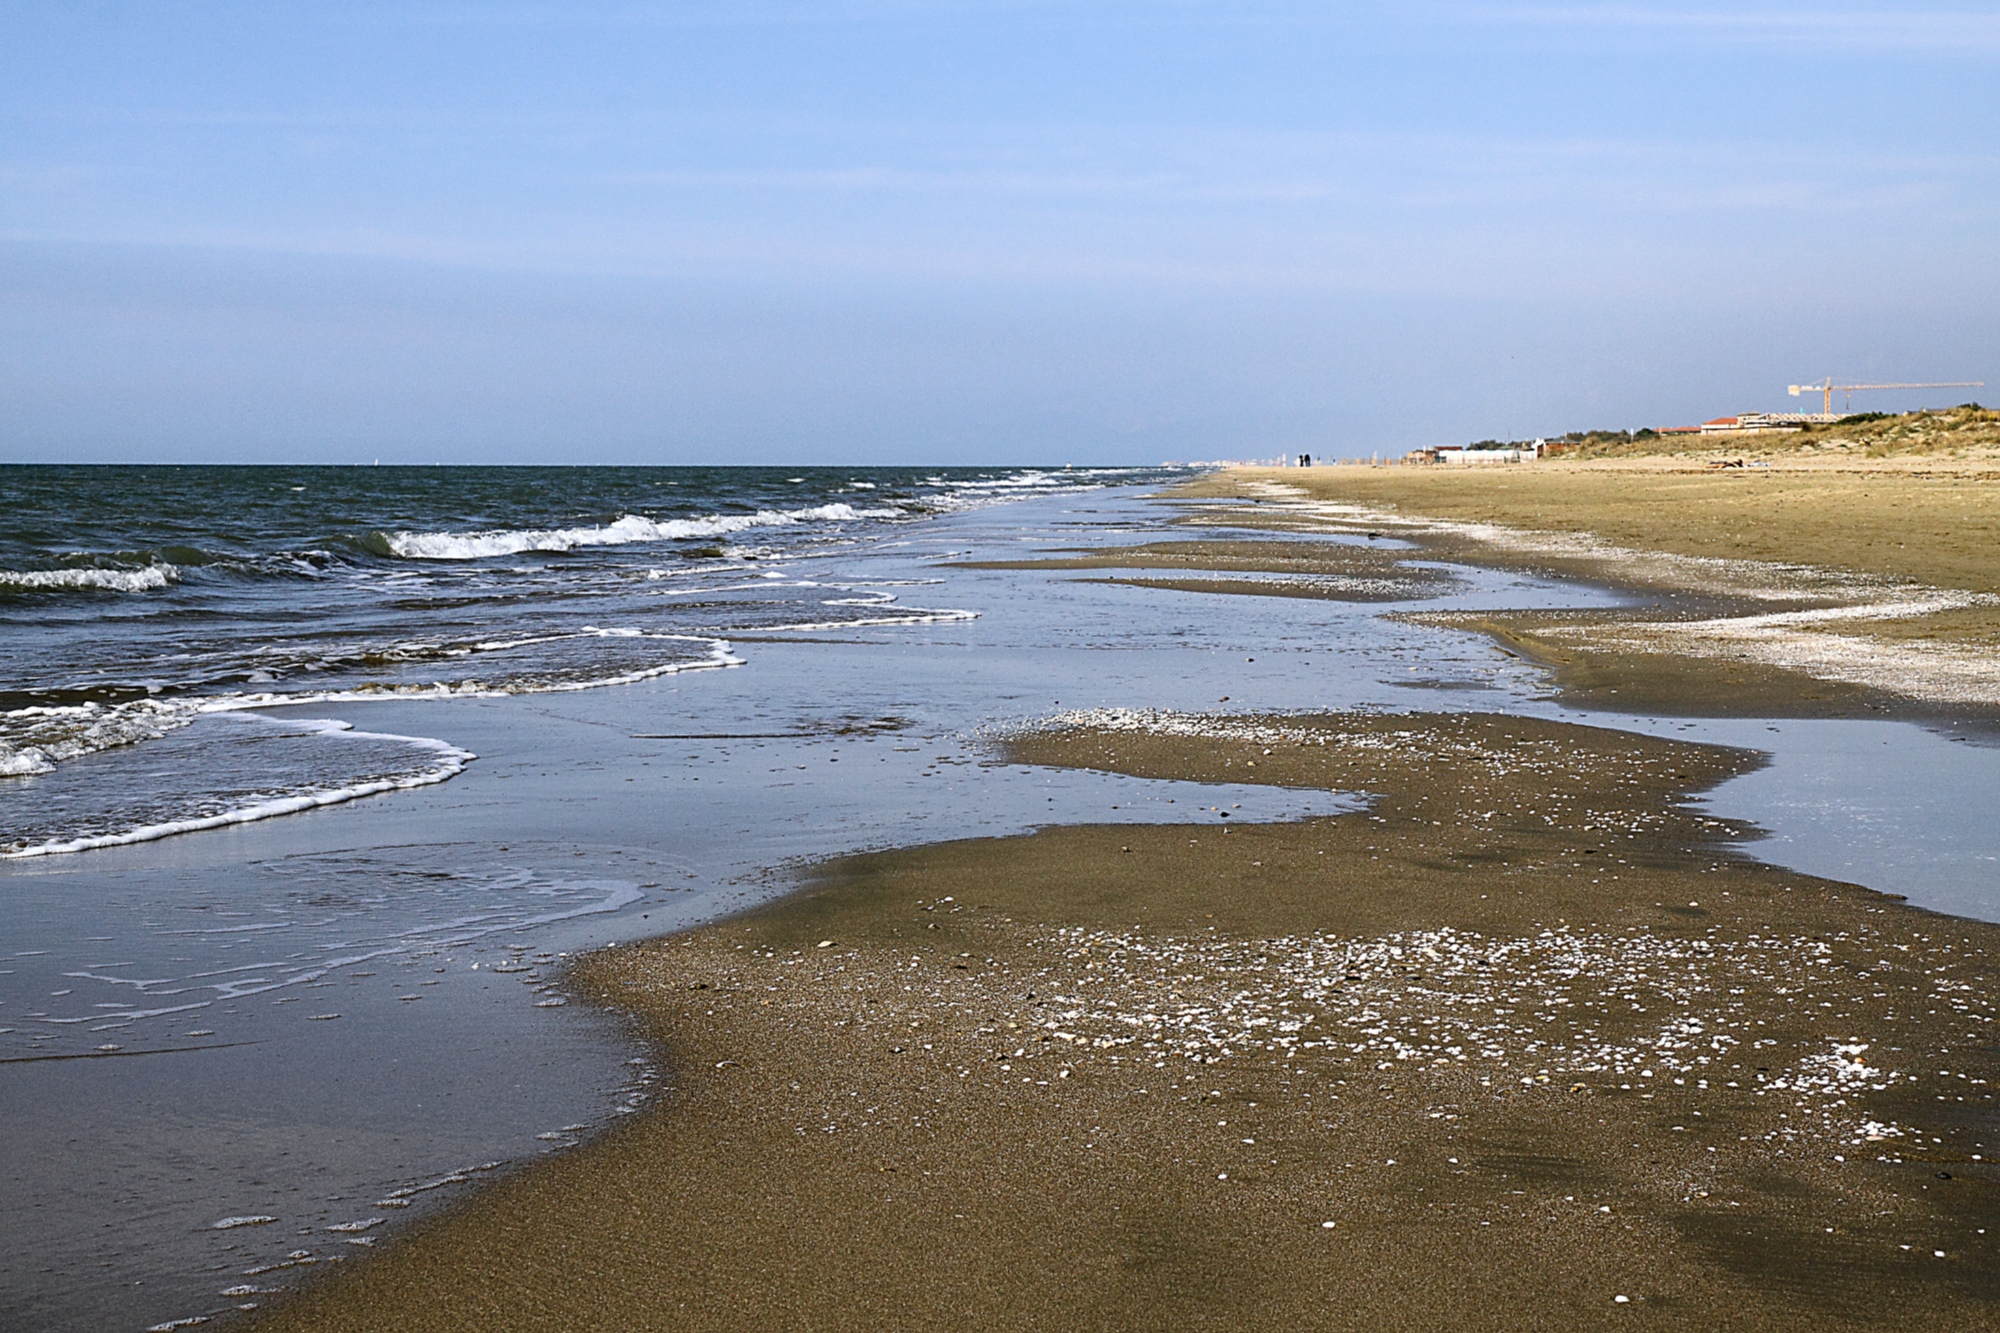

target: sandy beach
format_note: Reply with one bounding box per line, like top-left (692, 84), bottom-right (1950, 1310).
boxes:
top-left (15, 8), bottom-right (1993, 1326)
top-left (1175, 460), bottom-right (2000, 719)
top-left (254, 709), bottom-right (2000, 1331)
top-left (248, 460), bottom-right (2000, 1332)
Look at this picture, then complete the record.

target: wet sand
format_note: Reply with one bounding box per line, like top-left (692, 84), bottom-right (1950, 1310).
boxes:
top-left (256, 711), bottom-right (2000, 1331)
top-left (243, 470), bottom-right (2000, 1330)
top-left (952, 538), bottom-right (1461, 602)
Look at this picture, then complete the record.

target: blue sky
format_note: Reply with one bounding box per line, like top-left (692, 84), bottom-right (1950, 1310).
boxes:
top-left (3, 2), bottom-right (1995, 463)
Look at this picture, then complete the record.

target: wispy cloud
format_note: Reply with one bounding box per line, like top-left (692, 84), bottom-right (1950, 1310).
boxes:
top-left (1448, 3), bottom-right (2000, 52)
top-left (6, 110), bottom-right (1995, 303)
top-left (282, 0), bottom-right (2000, 50)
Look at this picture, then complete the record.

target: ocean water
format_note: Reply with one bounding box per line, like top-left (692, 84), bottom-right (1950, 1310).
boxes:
top-left (1, 464), bottom-right (1353, 1331)
top-left (5, 468), bottom-right (1998, 1332)
top-left (0, 465), bottom-right (1139, 856)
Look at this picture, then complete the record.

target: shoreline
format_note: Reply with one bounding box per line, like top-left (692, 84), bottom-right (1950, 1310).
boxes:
top-left (242, 471), bottom-right (2000, 1331)
top-left (254, 709), bottom-right (2000, 1331)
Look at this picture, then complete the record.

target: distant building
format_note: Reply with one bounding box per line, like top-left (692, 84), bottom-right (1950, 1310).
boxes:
top-left (1665, 413), bottom-right (1810, 435)
top-left (1445, 445), bottom-right (1534, 464)
top-left (1410, 439), bottom-right (1549, 464)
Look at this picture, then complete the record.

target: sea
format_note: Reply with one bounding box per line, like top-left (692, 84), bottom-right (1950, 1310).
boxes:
top-left (4, 464), bottom-right (1998, 1331)
top-left (0, 465), bottom-right (1119, 857)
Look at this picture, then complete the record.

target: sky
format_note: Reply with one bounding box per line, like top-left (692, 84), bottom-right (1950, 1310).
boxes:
top-left (2, 2), bottom-right (1996, 464)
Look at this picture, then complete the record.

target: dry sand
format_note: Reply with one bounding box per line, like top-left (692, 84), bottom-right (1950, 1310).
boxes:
top-left (255, 712), bottom-right (2000, 1332)
top-left (1175, 463), bottom-right (2000, 717)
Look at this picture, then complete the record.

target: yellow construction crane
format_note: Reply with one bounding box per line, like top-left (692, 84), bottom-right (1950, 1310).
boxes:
top-left (1788, 378), bottom-right (1984, 416)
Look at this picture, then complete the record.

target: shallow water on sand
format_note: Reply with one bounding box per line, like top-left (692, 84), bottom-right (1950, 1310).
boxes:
top-left (5, 482), bottom-right (1998, 1331)
top-left (1620, 715), bottom-right (2000, 922)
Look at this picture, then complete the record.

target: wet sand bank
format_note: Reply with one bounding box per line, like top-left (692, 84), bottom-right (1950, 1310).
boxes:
top-left (952, 537), bottom-right (1461, 602)
top-left (255, 711), bottom-right (2000, 1331)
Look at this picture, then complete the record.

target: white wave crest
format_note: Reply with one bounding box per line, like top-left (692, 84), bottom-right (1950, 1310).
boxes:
top-left (0, 565), bottom-right (178, 593)
top-left (383, 504), bottom-right (900, 560)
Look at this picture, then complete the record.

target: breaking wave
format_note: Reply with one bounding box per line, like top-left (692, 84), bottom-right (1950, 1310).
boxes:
top-left (0, 564), bottom-right (178, 594)
top-left (376, 504), bottom-right (902, 561)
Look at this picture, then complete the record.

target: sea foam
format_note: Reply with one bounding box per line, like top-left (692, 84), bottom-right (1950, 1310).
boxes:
top-left (3, 719), bottom-right (475, 859)
top-left (0, 700), bottom-right (201, 780)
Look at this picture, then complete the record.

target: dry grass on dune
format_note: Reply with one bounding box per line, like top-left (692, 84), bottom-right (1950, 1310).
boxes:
top-left (1501, 406), bottom-right (2000, 464)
